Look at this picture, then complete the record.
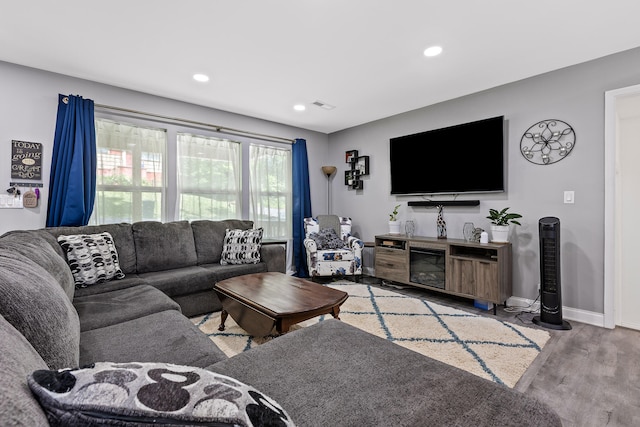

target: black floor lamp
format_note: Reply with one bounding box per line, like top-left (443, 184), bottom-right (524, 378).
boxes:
top-left (321, 166), bottom-right (337, 214)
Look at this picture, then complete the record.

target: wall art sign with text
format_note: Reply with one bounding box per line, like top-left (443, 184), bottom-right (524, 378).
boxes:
top-left (11, 140), bottom-right (42, 180)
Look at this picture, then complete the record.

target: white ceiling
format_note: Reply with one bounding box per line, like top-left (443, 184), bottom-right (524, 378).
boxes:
top-left (2, 1), bottom-right (640, 134)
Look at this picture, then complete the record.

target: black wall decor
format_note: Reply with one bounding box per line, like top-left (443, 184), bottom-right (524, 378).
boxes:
top-left (520, 119), bottom-right (576, 165)
top-left (11, 140), bottom-right (43, 180)
top-left (344, 150), bottom-right (369, 190)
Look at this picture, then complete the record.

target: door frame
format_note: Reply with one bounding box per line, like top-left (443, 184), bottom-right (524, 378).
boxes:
top-left (604, 83), bottom-right (640, 329)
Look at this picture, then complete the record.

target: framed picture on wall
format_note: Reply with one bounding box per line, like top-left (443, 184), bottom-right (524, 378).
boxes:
top-left (355, 155), bottom-right (369, 175)
top-left (345, 150), bottom-right (358, 163)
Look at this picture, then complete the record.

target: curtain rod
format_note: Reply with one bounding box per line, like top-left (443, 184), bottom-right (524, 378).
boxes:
top-left (93, 103), bottom-right (295, 144)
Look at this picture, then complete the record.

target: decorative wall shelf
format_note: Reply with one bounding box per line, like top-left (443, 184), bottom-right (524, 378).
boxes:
top-left (344, 150), bottom-right (369, 190)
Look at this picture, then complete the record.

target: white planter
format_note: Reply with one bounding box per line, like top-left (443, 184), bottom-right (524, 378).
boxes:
top-left (490, 225), bottom-right (510, 242)
top-left (388, 221), bottom-right (401, 234)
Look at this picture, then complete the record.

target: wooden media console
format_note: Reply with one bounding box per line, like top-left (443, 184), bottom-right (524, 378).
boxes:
top-left (374, 234), bottom-right (512, 314)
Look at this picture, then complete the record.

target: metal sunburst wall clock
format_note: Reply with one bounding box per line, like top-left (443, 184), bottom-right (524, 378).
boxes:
top-left (520, 119), bottom-right (576, 165)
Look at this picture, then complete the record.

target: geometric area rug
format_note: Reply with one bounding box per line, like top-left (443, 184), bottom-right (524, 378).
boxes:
top-left (191, 283), bottom-right (550, 388)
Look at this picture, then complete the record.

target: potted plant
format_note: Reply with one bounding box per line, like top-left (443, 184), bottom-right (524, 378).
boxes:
top-left (486, 207), bottom-right (522, 242)
top-left (388, 204), bottom-right (401, 234)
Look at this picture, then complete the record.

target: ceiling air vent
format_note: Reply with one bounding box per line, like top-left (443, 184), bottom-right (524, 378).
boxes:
top-left (312, 100), bottom-right (336, 110)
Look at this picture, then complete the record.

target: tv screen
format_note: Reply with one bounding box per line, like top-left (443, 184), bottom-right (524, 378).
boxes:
top-left (390, 116), bottom-right (505, 195)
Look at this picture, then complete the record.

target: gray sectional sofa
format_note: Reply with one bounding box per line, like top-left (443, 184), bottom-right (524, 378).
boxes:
top-left (40, 219), bottom-right (286, 317)
top-left (0, 219), bottom-right (562, 426)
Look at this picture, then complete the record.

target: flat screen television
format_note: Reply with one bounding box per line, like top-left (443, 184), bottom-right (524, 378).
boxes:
top-left (389, 115), bottom-right (505, 195)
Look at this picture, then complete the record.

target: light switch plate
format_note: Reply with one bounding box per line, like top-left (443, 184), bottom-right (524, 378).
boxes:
top-left (564, 191), bottom-right (575, 204)
top-left (0, 195), bottom-right (23, 208)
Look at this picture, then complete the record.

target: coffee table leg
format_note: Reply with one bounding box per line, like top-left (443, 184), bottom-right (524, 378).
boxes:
top-left (218, 309), bottom-right (229, 331)
top-left (331, 305), bottom-right (341, 320)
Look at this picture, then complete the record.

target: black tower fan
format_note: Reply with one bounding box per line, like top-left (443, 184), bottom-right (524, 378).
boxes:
top-left (533, 217), bottom-right (571, 330)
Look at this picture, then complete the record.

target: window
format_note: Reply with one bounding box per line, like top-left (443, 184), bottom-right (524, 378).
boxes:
top-left (92, 119), bottom-right (166, 224)
top-left (249, 144), bottom-right (292, 239)
top-left (177, 133), bottom-right (241, 220)
top-left (91, 116), bottom-right (293, 240)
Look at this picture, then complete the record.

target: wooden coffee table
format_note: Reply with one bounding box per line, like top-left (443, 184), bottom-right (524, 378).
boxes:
top-left (213, 272), bottom-right (348, 337)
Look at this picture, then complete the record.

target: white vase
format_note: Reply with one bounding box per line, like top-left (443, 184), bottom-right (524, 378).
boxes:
top-left (388, 221), bottom-right (401, 234)
top-left (490, 225), bottom-right (510, 242)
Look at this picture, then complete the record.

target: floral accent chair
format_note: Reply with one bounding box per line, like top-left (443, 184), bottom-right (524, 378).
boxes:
top-left (303, 215), bottom-right (363, 280)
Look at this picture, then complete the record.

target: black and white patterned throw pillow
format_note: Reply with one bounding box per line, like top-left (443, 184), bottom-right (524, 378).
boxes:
top-left (220, 228), bottom-right (263, 265)
top-left (28, 361), bottom-right (295, 427)
top-left (57, 232), bottom-right (125, 287)
top-left (309, 228), bottom-right (346, 250)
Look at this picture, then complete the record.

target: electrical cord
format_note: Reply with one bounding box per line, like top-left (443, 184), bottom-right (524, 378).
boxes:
top-left (504, 292), bottom-right (540, 314)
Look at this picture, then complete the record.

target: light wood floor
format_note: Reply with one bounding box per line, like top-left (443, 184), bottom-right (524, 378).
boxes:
top-left (350, 276), bottom-right (640, 427)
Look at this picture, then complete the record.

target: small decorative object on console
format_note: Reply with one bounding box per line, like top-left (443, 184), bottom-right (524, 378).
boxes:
top-left (436, 205), bottom-right (447, 239)
top-left (463, 222), bottom-right (475, 242)
top-left (486, 207), bottom-right (522, 243)
top-left (405, 220), bottom-right (416, 238)
top-left (471, 227), bottom-right (484, 243)
top-left (388, 204), bottom-right (401, 234)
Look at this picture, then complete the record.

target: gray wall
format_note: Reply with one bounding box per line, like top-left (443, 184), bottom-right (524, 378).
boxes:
top-left (326, 46), bottom-right (640, 314)
top-left (3, 45), bottom-right (640, 316)
top-left (0, 61), bottom-right (329, 236)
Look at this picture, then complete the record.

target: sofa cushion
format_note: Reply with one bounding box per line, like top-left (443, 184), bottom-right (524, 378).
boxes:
top-left (201, 262), bottom-right (267, 281)
top-left (137, 265), bottom-right (217, 297)
top-left (133, 221), bottom-right (197, 273)
top-left (45, 223), bottom-right (137, 275)
top-left (220, 228), bottom-right (263, 265)
top-left (0, 244), bottom-right (80, 370)
top-left (73, 285), bottom-right (181, 332)
top-left (0, 314), bottom-right (49, 426)
top-left (191, 219), bottom-right (255, 265)
top-left (28, 361), bottom-right (294, 427)
top-left (79, 310), bottom-right (228, 367)
top-left (173, 290), bottom-right (223, 318)
top-left (73, 274), bottom-right (147, 298)
top-left (57, 232), bottom-right (125, 287)
top-left (0, 231), bottom-right (76, 300)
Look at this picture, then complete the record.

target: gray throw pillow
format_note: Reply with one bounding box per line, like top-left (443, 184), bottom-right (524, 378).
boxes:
top-left (220, 228), bottom-right (263, 265)
top-left (57, 232), bottom-right (125, 287)
top-left (309, 228), bottom-right (346, 250)
top-left (28, 361), bottom-right (295, 427)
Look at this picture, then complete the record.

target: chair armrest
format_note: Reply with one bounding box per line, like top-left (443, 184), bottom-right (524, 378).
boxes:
top-left (260, 244), bottom-right (286, 273)
top-left (304, 238), bottom-right (318, 253)
top-left (347, 237), bottom-right (364, 257)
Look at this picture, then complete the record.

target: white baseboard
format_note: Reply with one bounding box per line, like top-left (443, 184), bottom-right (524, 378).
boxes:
top-left (507, 297), bottom-right (605, 328)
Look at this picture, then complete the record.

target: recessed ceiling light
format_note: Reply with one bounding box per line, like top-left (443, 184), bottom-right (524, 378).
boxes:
top-left (193, 73), bottom-right (210, 82)
top-left (423, 46), bottom-right (443, 57)
top-left (293, 104), bottom-right (306, 111)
